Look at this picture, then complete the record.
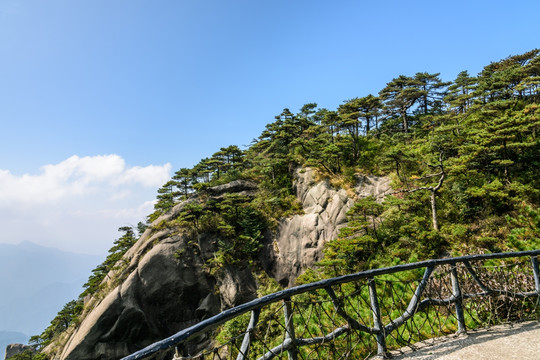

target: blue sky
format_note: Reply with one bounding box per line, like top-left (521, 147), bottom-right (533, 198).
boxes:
top-left (0, 0), bottom-right (539, 254)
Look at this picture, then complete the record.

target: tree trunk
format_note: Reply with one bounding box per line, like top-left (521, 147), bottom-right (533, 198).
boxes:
top-left (401, 107), bottom-right (409, 133)
top-left (430, 190), bottom-right (439, 231)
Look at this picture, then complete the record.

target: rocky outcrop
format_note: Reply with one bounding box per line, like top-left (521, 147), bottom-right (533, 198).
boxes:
top-left (206, 179), bottom-right (258, 198)
top-left (55, 234), bottom-right (218, 360)
top-left (263, 168), bottom-right (391, 286)
top-left (215, 266), bottom-right (258, 309)
top-left (5, 344), bottom-right (35, 359)
top-left (51, 181), bottom-right (259, 360)
top-left (48, 171), bottom-right (390, 359)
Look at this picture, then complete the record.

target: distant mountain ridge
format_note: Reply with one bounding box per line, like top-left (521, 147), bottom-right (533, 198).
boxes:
top-left (0, 241), bottom-right (102, 336)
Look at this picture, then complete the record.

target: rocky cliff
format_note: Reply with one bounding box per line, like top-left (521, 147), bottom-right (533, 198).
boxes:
top-left (4, 344), bottom-right (36, 359)
top-left (262, 168), bottom-right (390, 287)
top-left (47, 169), bottom-right (390, 360)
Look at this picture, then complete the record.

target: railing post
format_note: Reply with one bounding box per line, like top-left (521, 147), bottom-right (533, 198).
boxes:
top-left (368, 278), bottom-right (387, 358)
top-left (236, 309), bottom-right (260, 360)
top-left (531, 256), bottom-right (540, 295)
top-left (173, 346), bottom-right (185, 360)
top-left (451, 265), bottom-right (466, 334)
top-left (283, 298), bottom-right (298, 360)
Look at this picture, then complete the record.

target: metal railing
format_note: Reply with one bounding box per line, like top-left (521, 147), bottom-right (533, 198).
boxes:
top-left (122, 250), bottom-right (540, 360)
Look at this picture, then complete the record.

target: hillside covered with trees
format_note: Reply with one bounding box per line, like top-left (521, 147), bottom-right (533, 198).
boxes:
top-left (13, 49), bottom-right (540, 359)
top-left (145, 48), bottom-right (539, 272)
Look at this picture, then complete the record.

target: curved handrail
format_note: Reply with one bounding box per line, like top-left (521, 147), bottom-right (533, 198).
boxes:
top-left (122, 249), bottom-right (540, 360)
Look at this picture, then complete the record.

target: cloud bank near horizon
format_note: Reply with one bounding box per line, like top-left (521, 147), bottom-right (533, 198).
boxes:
top-left (0, 155), bottom-right (171, 254)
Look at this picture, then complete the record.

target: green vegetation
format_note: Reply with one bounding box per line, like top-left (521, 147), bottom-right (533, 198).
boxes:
top-left (21, 227), bottom-right (138, 358)
top-left (5, 350), bottom-right (47, 360)
top-left (23, 49), bottom-right (540, 359)
top-left (175, 193), bottom-right (268, 273)
top-left (81, 226), bottom-right (138, 296)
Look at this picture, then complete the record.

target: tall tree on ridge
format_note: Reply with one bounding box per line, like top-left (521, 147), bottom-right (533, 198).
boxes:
top-left (154, 180), bottom-right (180, 214)
top-left (414, 72), bottom-right (449, 115)
top-left (338, 98), bottom-right (363, 162)
top-left (445, 70), bottom-right (477, 115)
top-left (357, 94), bottom-right (382, 134)
top-left (298, 103), bottom-right (318, 130)
top-left (173, 168), bottom-right (194, 198)
top-left (319, 108), bottom-right (340, 141)
top-left (379, 75), bottom-right (425, 133)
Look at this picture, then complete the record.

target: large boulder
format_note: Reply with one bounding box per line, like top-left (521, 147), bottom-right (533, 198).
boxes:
top-left (56, 234), bottom-right (219, 360)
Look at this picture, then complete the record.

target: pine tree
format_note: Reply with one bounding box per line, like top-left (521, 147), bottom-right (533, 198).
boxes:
top-left (379, 75), bottom-right (425, 132)
top-left (414, 72), bottom-right (449, 115)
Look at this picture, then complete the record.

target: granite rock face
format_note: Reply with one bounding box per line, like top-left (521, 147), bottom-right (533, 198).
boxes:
top-left (263, 168), bottom-right (391, 286)
top-left (57, 235), bottom-right (220, 360)
top-left (5, 344), bottom-right (35, 359)
top-left (206, 179), bottom-right (258, 198)
top-left (49, 172), bottom-right (390, 359)
top-left (52, 181), bottom-right (259, 360)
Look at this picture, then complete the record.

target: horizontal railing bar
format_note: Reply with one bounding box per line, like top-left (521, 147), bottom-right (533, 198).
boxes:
top-left (122, 249), bottom-right (540, 360)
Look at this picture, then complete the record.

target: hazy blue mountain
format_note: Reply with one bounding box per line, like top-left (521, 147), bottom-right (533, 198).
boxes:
top-left (0, 331), bottom-right (29, 358)
top-left (0, 241), bottom-right (102, 336)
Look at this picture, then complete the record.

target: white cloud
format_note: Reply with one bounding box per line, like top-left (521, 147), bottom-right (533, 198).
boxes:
top-left (0, 155), bottom-right (171, 206)
top-left (0, 155), bottom-right (171, 254)
top-left (96, 200), bottom-right (157, 220)
top-left (115, 164), bottom-right (172, 187)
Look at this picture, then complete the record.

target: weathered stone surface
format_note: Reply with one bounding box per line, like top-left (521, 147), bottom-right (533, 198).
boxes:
top-left (216, 266), bottom-right (258, 310)
top-left (353, 174), bottom-right (392, 200)
top-left (5, 343), bottom-right (35, 359)
top-left (206, 180), bottom-right (258, 197)
top-left (50, 169), bottom-right (390, 359)
top-left (52, 181), bottom-right (263, 360)
top-left (263, 168), bottom-right (391, 286)
top-left (56, 235), bottom-right (219, 360)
